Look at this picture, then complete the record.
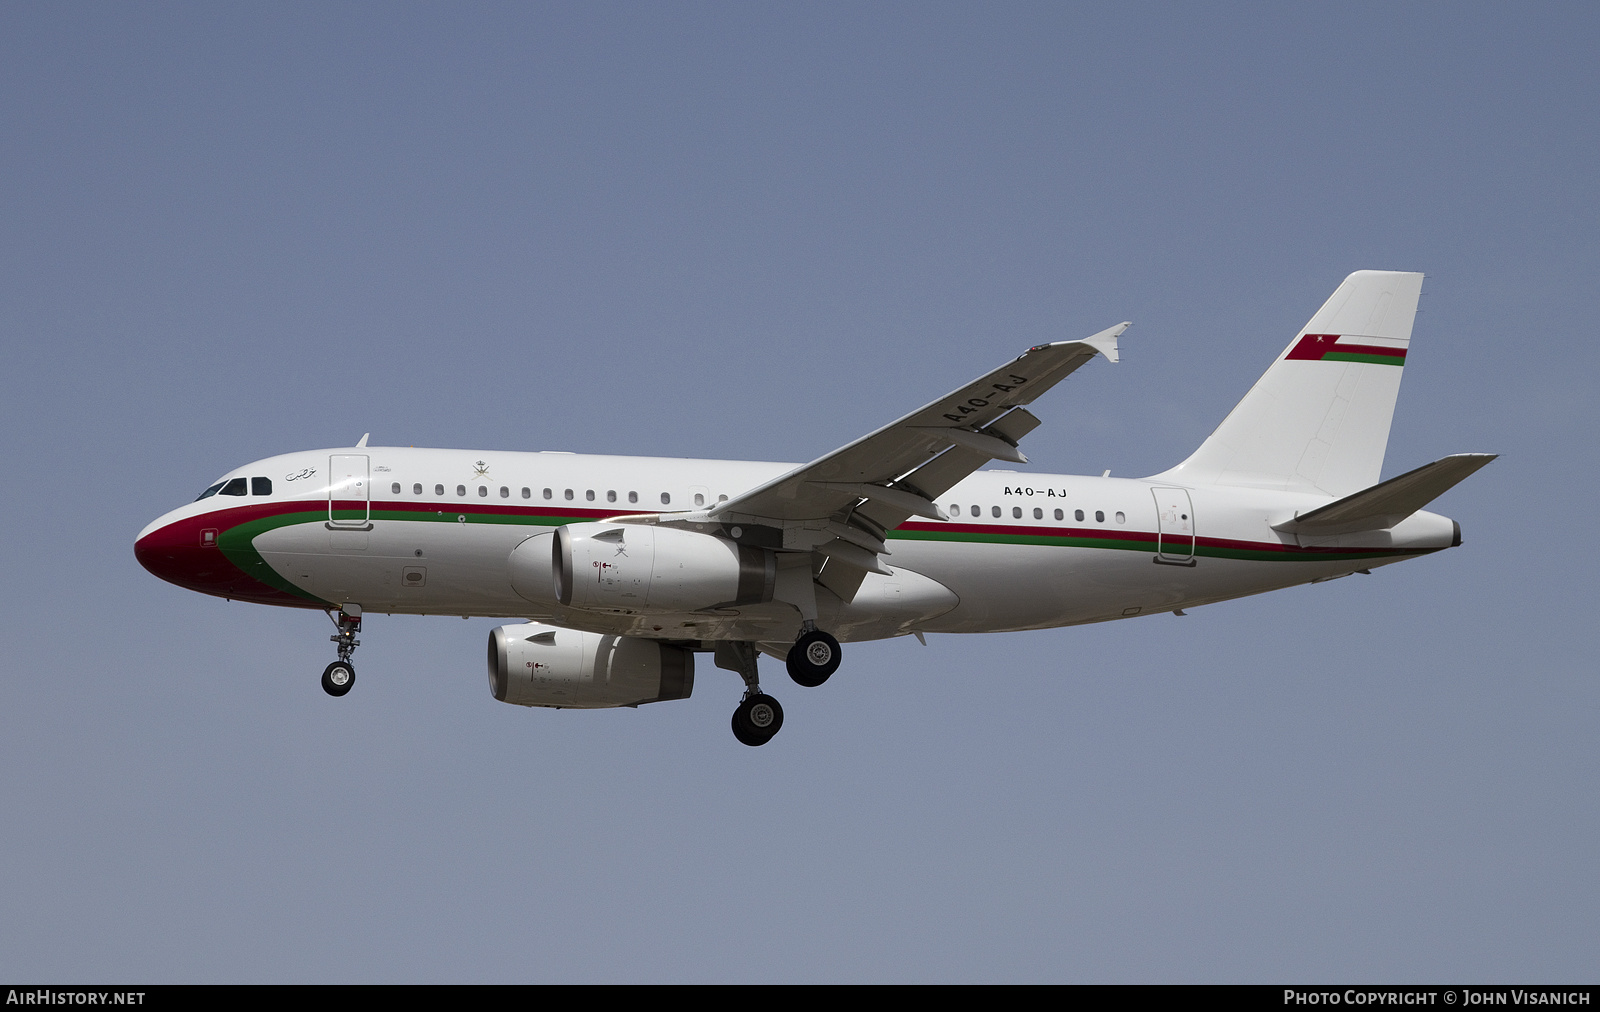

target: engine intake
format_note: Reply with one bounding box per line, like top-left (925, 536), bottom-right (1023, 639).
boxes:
top-left (487, 623), bottom-right (694, 709)
top-left (510, 522), bottom-right (775, 614)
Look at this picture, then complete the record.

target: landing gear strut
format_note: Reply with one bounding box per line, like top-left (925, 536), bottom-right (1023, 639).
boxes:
top-left (322, 607), bottom-right (361, 697)
top-left (715, 641), bottom-right (783, 746)
top-left (786, 624), bottom-right (841, 687)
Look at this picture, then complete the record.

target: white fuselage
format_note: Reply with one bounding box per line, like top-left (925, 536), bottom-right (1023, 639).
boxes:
top-left (135, 446), bottom-right (1456, 647)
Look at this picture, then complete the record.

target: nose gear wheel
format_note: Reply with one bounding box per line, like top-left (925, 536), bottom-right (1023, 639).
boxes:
top-left (322, 661), bottom-right (355, 696)
top-left (322, 608), bottom-right (362, 697)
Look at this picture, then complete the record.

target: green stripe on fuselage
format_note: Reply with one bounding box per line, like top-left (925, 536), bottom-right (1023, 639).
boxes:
top-left (217, 512), bottom-right (332, 604)
top-left (217, 508), bottom-right (1427, 597)
top-left (890, 526), bottom-right (1429, 562)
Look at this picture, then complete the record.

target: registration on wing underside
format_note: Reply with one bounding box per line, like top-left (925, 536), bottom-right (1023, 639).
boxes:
top-left (710, 325), bottom-right (1126, 532)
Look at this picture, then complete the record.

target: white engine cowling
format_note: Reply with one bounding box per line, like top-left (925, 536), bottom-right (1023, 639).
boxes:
top-left (510, 522), bottom-right (775, 614)
top-left (487, 622), bottom-right (694, 709)
top-left (507, 532), bottom-right (560, 608)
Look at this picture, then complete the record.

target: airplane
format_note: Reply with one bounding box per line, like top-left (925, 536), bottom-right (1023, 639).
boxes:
top-left (136, 270), bottom-right (1493, 745)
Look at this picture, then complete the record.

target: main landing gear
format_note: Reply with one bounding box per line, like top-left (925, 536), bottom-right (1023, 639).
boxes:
top-left (715, 641), bottom-right (784, 747)
top-left (733, 693), bottom-right (784, 747)
top-left (786, 624), bottom-right (841, 687)
top-left (321, 607), bottom-right (361, 697)
top-left (714, 626), bottom-right (842, 745)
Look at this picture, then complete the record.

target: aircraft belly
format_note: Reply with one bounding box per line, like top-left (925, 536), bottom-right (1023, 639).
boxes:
top-left (896, 540), bottom-right (1388, 633)
top-left (533, 567), bottom-right (962, 646)
top-left (253, 518), bottom-right (535, 616)
top-left (894, 541), bottom-right (1178, 632)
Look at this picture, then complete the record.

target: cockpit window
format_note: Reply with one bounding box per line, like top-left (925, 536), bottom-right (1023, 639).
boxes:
top-left (252, 477), bottom-right (272, 496)
top-left (195, 482), bottom-right (225, 501)
top-left (220, 477), bottom-right (248, 496)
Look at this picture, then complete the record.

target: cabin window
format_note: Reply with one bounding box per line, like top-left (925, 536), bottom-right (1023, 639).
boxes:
top-left (1054, 509), bottom-right (1064, 521)
top-left (500, 486), bottom-right (509, 499)
top-left (1009, 506), bottom-right (1020, 518)
top-left (477, 485), bottom-right (488, 497)
top-left (521, 487), bottom-right (531, 499)
top-left (628, 491), bottom-right (638, 504)
top-left (1075, 509), bottom-right (1085, 521)
top-left (253, 477), bottom-right (272, 496)
top-left (585, 489), bottom-right (595, 501)
top-left (221, 477), bottom-right (247, 496)
top-left (970, 505), bottom-right (980, 517)
top-left (1095, 510), bottom-right (1105, 522)
top-left (948, 504), bottom-right (958, 515)
top-left (991, 505), bottom-right (1001, 518)
top-left (718, 494), bottom-right (729, 502)
top-left (435, 484), bottom-right (445, 496)
top-left (196, 482), bottom-right (224, 501)
top-left (543, 488), bottom-right (552, 500)
top-left (564, 489), bottom-right (573, 500)
top-left (694, 493), bottom-right (705, 507)
top-left (1033, 508), bottom-right (1043, 520)
top-left (1115, 511), bottom-right (1126, 524)
top-left (661, 492), bottom-right (671, 505)
top-left (607, 490), bottom-right (617, 503)
top-left (456, 485), bottom-right (466, 497)
top-left (413, 483), bottom-right (423, 495)
top-left (391, 482), bottom-right (401, 495)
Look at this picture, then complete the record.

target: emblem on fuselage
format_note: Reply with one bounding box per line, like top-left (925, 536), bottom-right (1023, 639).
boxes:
top-left (471, 459), bottom-right (490, 478)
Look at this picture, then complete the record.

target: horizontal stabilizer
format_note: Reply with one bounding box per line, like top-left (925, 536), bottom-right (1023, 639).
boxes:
top-left (1272, 453), bottom-right (1496, 535)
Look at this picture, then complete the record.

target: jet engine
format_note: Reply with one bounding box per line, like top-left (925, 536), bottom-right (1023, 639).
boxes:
top-left (508, 523), bottom-right (775, 613)
top-left (487, 622), bottom-right (694, 708)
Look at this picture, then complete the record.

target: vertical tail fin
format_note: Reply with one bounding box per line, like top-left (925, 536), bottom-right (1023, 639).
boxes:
top-left (1152, 270), bottom-right (1424, 497)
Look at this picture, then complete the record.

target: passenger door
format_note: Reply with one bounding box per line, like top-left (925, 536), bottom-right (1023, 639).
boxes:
top-left (328, 454), bottom-right (372, 529)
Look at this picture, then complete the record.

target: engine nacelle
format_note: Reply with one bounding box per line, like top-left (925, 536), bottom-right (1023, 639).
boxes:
top-left (487, 622), bottom-right (694, 709)
top-left (511, 522), bottom-right (774, 614)
top-left (507, 532), bottom-right (560, 608)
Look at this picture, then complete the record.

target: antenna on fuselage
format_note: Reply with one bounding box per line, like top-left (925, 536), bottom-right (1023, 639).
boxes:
top-left (355, 433), bottom-right (370, 448)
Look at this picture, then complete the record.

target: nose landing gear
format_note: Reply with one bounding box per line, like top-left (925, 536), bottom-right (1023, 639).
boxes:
top-left (321, 660), bottom-right (355, 696)
top-left (322, 607), bottom-right (361, 697)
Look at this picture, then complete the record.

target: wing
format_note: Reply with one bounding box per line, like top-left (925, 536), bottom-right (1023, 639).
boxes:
top-left (691, 324), bottom-right (1126, 597)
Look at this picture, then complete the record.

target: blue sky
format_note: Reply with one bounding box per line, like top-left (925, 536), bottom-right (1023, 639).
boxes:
top-left (2, 3), bottom-right (1596, 981)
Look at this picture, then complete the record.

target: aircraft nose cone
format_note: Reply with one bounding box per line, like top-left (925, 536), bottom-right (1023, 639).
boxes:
top-left (135, 517), bottom-right (233, 594)
top-left (135, 509), bottom-right (320, 608)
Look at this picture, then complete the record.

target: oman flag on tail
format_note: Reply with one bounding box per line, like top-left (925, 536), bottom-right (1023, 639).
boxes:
top-left (1284, 333), bottom-right (1407, 367)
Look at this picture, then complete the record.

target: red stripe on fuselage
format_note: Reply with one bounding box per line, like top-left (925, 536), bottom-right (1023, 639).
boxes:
top-left (896, 519), bottom-right (1410, 557)
top-left (135, 500), bottom-right (326, 607)
top-left (139, 498), bottom-right (1415, 610)
top-left (135, 499), bottom-right (639, 607)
